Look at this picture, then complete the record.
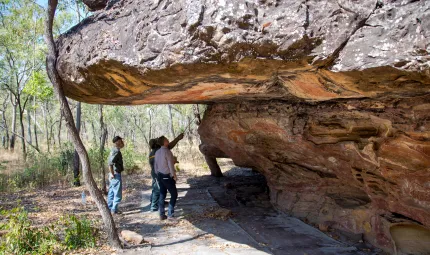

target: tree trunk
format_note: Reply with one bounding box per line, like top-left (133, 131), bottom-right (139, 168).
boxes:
top-left (17, 96), bottom-right (27, 160)
top-left (33, 96), bottom-right (39, 151)
top-left (44, 0), bottom-right (122, 248)
top-left (91, 121), bottom-right (97, 146)
top-left (99, 105), bottom-right (107, 194)
top-left (43, 102), bottom-right (50, 153)
top-left (167, 104), bottom-right (175, 138)
top-left (58, 113), bottom-right (62, 149)
top-left (26, 110), bottom-right (32, 145)
top-left (49, 120), bottom-right (56, 147)
top-left (10, 98), bottom-right (17, 151)
top-left (1, 97), bottom-right (9, 149)
top-left (73, 102), bottom-right (81, 186)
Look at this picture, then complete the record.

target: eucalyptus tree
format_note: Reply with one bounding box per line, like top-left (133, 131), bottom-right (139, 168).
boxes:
top-left (45, 0), bottom-right (122, 248)
top-left (0, 0), bottom-right (46, 159)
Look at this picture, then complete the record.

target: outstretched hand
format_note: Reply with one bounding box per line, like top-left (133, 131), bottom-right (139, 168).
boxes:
top-left (178, 133), bottom-right (184, 140)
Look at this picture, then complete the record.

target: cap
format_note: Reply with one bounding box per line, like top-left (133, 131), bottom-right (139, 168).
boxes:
top-left (112, 136), bottom-right (123, 143)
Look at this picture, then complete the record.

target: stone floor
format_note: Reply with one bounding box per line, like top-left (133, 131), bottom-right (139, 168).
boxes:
top-left (114, 169), bottom-right (382, 255)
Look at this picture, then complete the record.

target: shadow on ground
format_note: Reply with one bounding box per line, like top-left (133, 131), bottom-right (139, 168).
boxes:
top-left (116, 167), bottom-right (383, 255)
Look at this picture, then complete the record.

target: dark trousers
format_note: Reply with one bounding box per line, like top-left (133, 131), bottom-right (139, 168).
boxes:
top-left (157, 173), bottom-right (178, 217)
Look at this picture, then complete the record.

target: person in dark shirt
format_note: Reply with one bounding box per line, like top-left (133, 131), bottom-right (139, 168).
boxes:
top-left (107, 136), bottom-right (125, 214)
top-left (148, 133), bottom-right (184, 211)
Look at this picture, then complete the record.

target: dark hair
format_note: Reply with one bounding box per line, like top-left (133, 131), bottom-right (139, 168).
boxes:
top-left (149, 138), bottom-right (160, 150)
top-left (112, 136), bottom-right (122, 143)
top-left (157, 136), bottom-right (167, 146)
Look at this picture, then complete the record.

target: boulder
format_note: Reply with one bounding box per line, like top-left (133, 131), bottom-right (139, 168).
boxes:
top-left (120, 230), bottom-right (144, 245)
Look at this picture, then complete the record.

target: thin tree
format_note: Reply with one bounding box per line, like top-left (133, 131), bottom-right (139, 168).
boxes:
top-left (99, 105), bottom-right (107, 194)
top-left (44, 0), bottom-right (121, 248)
top-left (73, 101), bottom-right (81, 186)
top-left (1, 94), bottom-right (10, 149)
top-left (167, 104), bottom-right (175, 138)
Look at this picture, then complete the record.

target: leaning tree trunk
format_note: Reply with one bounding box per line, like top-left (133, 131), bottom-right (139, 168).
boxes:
top-left (44, 0), bottom-right (122, 248)
top-left (73, 102), bottom-right (81, 186)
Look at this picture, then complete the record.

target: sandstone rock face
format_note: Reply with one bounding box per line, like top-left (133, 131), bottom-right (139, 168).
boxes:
top-left (57, 0), bottom-right (429, 104)
top-left (57, 0), bottom-right (430, 253)
top-left (198, 98), bottom-right (430, 253)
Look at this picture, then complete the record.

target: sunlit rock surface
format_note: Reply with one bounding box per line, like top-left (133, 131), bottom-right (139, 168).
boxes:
top-left (58, 0), bottom-right (430, 253)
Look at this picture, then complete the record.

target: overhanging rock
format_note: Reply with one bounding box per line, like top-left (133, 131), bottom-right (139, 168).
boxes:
top-left (57, 0), bottom-right (430, 253)
top-left (57, 0), bottom-right (430, 104)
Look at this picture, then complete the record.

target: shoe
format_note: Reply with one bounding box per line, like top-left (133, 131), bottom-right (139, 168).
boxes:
top-left (160, 215), bottom-right (167, 220)
top-left (167, 216), bottom-right (178, 222)
top-left (150, 208), bottom-right (158, 212)
top-left (111, 210), bottom-right (123, 215)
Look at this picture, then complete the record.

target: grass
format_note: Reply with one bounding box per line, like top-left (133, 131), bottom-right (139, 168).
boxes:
top-left (0, 139), bottom-right (211, 193)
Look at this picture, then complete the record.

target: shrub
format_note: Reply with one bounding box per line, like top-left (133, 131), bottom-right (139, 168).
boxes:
top-left (0, 207), bottom-right (99, 254)
top-left (61, 215), bottom-right (97, 250)
top-left (121, 143), bottom-right (146, 174)
top-left (0, 207), bottom-right (60, 255)
top-left (0, 144), bottom-right (76, 192)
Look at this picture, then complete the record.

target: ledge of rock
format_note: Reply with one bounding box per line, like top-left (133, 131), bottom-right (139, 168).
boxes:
top-left (57, 0), bottom-right (429, 104)
top-left (57, 0), bottom-right (430, 253)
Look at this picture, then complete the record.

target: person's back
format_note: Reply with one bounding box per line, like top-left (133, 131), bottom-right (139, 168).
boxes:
top-left (154, 136), bottom-right (178, 220)
top-left (149, 147), bottom-right (159, 179)
top-left (154, 146), bottom-right (175, 176)
top-left (148, 134), bottom-right (184, 212)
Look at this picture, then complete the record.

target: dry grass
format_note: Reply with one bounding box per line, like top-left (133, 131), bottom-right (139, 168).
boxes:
top-left (0, 149), bottom-right (25, 175)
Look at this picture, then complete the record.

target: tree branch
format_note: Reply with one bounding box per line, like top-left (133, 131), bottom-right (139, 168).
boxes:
top-left (20, 95), bottom-right (30, 115)
top-left (0, 124), bottom-right (40, 153)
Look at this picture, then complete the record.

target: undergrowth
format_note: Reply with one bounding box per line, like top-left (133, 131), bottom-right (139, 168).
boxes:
top-left (0, 206), bottom-right (98, 255)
